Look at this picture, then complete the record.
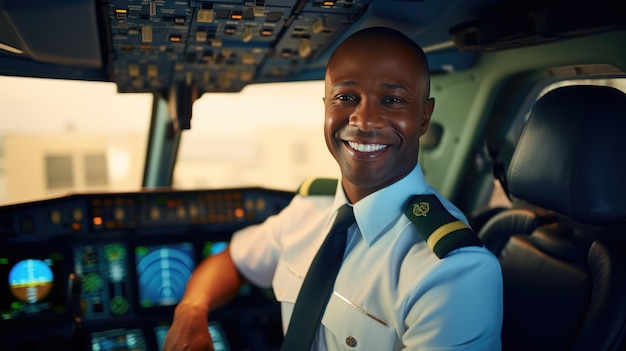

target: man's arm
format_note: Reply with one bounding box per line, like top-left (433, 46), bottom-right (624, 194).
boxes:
top-left (162, 246), bottom-right (245, 351)
top-left (403, 249), bottom-right (503, 350)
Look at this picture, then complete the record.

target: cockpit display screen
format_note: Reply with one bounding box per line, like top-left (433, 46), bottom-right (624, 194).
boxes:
top-left (0, 252), bottom-right (66, 321)
top-left (135, 242), bottom-right (195, 308)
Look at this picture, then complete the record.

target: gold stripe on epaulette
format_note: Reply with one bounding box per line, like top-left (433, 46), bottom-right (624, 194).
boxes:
top-left (297, 177), bottom-right (317, 196)
top-left (427, 220), bottom-right (468, 250)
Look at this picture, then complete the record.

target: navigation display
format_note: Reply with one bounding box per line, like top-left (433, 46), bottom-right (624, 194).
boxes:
top-left (91, 328), bottom-right (147, 351)
top-left (0, 252), bottom-right (66, 321)
top-left (155, 322), bottom-right (230, 351)
top-left (135, 242), bottom-right (195, 308)
top-left (74, 243), bottom-right (132, 319)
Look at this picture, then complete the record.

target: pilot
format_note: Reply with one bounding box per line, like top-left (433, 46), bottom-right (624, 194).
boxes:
top-left (163, 26), bottom-right (503, 351)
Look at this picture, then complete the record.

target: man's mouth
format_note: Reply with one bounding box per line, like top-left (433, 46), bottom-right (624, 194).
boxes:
top-left (347, 141), bottom-right (389, 152)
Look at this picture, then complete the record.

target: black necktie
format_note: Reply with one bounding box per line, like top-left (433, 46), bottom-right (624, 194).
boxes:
top-left (281, 204), bottom-right (355, 351)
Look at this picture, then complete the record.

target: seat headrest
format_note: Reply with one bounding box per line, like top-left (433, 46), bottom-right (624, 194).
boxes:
top-left (507, 85), bottom-right (626, 226)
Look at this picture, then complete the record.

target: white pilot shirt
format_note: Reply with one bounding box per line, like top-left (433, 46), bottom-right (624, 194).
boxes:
top-left (230, 164), bottom-right (503, 350)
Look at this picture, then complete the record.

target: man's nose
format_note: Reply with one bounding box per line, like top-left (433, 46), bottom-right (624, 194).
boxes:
top-left (349, 99), bottom-right (385, 132)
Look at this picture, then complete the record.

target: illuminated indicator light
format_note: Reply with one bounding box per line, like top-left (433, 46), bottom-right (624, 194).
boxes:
top-left (322, 1), bottom-right (336, 7)
top-left (202, 50), bottom-right (213, 61)
top-left (50, 210), bottom-right (61, 224)
top-left (245, 198), bottom-right (254, 210)
top-left (240, 71), bottom-right (253, 81)
top-left (73, 208), bottom-right (83, 221)
top-left (312, 18), bottom-right (325, 34)
top-left (0, 257), bottom-right (8, 264)
top-left (198, 9), bottom-right (213, 23)
top-left (211, 39), bottom-right (223, 47)
top-left (149, 0), bottom-right (156, 16)
top-left (260, 28), bottom-right (272, 36)
top-left (280, 49), bottom-right (292, 59)
top-left (150, 207), bottom-right (160, 220)
top-left (147, 65), bottom-right (158, 79)
top-left (115, 8), bottom-right (128, 20)
top-left (72, 222), bottom-right (82, 231)
top-left (254, 5), bottom-right (265, 17)
top-left (177, 206), bottom-right (187, 219)
top-left (139, 45), bottom-right (152, 50)
top-left (132, 79), bottom-right (144, 88)
top-left (196, 31), bottom-right (207, 42)
top-left (142, 25), bottom-right (153, 42)
top-left (218, 74), bottom-right (232, 88)
top-left (189, 205), bottom-right (199, 217)
top-left (128, 64), bottom-right (140, 78)
top-left (169, 34), bottom-right (182, 42)
top-left (224, 67), bottom-right (237, 79)
top-left (242, 27), bottom-right (253, 42)
top-left (93, 217), bottom-right (103, 226)
top-left (298, 40), bottom-right (311, 58)
top-left (241, 53), bottom-right (254, 64)
top-left (231, 12), bottom-right (243, 20)
top-left (114, 208), bottom-right (124, 221)
top-left (234, 208), bottom-right (245, 219)
top-left (256, 198), bottom-right (267, 212)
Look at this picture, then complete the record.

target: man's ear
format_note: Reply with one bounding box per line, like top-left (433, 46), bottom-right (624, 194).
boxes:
top-left (420, 97), bottom-right (435, 135)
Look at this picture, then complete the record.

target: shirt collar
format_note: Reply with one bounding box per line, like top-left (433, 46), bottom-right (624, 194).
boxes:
top-left (331, 163), bottom-right (429, 246)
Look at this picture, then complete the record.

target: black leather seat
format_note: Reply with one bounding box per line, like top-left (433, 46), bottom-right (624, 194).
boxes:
top-left (478, 85), bottom-right (626, 351)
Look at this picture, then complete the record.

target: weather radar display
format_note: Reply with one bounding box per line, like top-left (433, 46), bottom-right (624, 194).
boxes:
top-left (135, 242), bottom-right (195, 307)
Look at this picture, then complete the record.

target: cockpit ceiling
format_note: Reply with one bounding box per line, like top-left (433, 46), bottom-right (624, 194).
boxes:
top-left (107, 0), bottom-right (371, 94)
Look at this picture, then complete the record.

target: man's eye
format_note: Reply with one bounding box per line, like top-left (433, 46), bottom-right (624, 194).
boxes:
top-left (383, 97), bottom-right (403, 104)
top-left (336, 94), bottom-right (357, 102)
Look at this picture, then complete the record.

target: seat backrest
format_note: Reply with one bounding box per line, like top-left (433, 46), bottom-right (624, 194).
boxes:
top-left (478, 85), bottom-right (626, 351)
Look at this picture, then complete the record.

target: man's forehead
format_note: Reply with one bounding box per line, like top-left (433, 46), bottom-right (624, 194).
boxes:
top-left (327, 79), bottom-right (411, 92)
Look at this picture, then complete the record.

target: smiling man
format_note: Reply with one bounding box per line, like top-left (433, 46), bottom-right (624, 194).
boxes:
top-left (164, 27), bottom-right (503, 351)
top-left (323, 27), bottom-right (433, 204)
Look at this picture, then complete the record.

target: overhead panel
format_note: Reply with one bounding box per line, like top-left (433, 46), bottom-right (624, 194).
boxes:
top-left (258, 0), bottom-right (370, 81)
top-left (106, 0), bottom-right (372, 94)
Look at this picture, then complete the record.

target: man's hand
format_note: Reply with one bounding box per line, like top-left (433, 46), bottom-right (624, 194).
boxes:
top-left (162, 302), bottom-right (215, 351)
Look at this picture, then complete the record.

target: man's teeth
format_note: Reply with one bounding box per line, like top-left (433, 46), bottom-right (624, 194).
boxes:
top-left (347, 141), bottom-right (388, 152)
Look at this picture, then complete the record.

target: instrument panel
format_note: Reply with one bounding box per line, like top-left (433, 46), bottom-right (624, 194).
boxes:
top-left (0, 187), bottom-right (294, 351)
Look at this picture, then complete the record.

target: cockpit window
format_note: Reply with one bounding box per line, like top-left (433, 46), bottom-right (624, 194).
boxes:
top-left (0, 76), bottom-right (151, 206)
top-left (174, 81), bottom-right (339, 192)
top-left (0, 78), bottom-right (338, 206)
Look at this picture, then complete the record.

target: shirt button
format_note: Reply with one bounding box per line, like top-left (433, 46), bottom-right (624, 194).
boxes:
top-left (346, 336), bottom-right (357, 347)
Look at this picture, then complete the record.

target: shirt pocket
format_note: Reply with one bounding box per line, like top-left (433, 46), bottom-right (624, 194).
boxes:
top-left (272, 259), bottom-right (304, 304)
top-left (322, 291), bottom-right (397, 350)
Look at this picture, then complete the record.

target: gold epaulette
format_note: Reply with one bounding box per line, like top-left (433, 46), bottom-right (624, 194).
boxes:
top-left (404, 194), bottom-right (483, 259)
top-left (296, 178), bottom-right (338, 196)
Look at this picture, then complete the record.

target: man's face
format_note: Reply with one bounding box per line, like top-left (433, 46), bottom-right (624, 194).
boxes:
top-left (324, 37), bottom-right (434, 200)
